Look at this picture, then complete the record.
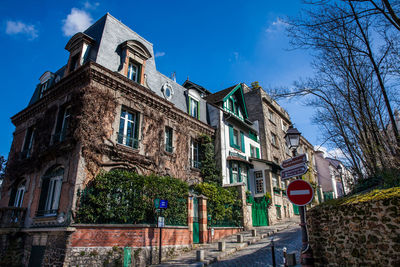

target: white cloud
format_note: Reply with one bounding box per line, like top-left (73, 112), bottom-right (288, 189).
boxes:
top-left (62, 8), bottom-right (93, 36)
top-left (155, 51), bottom-right (166, 58)
top-left (266, 17), bottom-right (288, 33)
top-left (233, 52), bottom-right (239, 61)
top-left (5, 20), bottom-right (38, 40)
top-left (315, 146), bottom-right (346, 159)
top-left (84, 1), bottom-right (100, 10)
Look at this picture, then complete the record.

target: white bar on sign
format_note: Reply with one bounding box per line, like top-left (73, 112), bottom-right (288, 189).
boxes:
top-left (290, 190), bottom-right (310, 195)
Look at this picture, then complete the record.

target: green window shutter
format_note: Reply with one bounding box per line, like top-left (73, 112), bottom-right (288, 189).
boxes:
top-left (229, 125), bottom-right (234, 147)
top-left (256, 147), bottom-right (260, 159)
top-left (197, 101), bottom-right (200, 119)
top-left (229, 161), bottom-right (233, 183)
top-left (188, 96), bottom-right (191, 115)
top-left (240, 131), bottom-right (245, 152)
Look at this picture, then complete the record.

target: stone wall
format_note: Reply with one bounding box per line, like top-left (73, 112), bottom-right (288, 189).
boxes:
top-left (307, 188), bottom-right (400, 266)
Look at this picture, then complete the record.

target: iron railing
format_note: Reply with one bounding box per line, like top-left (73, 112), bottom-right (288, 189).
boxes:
top-left (117, 133), bottom-right (139, 149)
top-left (0, 207), bottom-right (27, 228)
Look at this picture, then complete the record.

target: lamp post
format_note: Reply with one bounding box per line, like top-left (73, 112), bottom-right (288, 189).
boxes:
top-left (336, 164), bottom-right (346, 196)
top-left (284, 125), bottom-right (314, 267)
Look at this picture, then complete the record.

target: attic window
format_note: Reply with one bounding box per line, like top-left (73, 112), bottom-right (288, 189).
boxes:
top-left (69, 54), bottom-right (80, 72)
top-left (127, 60), bottom-right (141, 82)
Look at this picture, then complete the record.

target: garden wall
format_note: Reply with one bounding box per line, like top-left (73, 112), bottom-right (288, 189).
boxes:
top-left (210, 227), bottom-right (243, 242)
top-left (307, 187), bottom-right (400, 266)
top-left (65, 225), bottom-right (191, 266)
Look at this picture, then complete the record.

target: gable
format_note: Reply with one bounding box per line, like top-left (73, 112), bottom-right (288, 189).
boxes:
top-left (222, 84), bottom-right (249, 119)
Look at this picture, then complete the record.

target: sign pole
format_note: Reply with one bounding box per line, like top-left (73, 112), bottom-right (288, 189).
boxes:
top-left (159, 209), bottom-right (162, 264)
top-left (292, 150), bottom-right (314, 267)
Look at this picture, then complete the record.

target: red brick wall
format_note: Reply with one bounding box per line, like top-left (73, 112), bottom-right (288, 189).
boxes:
top-left (69, 226), bottom-right (191, 247)
top-left (211, 227), bottom-right (242, 242)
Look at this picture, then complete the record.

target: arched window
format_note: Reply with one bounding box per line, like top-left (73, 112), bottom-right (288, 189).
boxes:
top-left (37, 166), bottom-right (64, 217)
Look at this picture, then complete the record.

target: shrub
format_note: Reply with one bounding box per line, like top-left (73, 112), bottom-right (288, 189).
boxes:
top-left (76, 170), bottom-right (188, 225)
top-left (193, 182), bottom-right (242, 226)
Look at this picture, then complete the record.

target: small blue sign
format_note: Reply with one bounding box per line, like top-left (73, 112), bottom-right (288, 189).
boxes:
top-left (159, 199), bottom-right (168, 209)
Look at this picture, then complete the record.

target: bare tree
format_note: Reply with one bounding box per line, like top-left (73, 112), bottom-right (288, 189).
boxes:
top-left (277, 0), bottom-right (400, 178)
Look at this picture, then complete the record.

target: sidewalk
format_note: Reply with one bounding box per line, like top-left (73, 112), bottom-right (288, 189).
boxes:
top-left (153, 217), bottom-right (300, 267)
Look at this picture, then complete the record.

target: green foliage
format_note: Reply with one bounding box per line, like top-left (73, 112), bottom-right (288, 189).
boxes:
top-left (76, 170), bottom-right (188, 225)
top-left (193, 182), bottom-right (242, 226)
top-left (199, 134), bottom-right (221, 185)
top-left (352, 168), bottom-right (400, 194)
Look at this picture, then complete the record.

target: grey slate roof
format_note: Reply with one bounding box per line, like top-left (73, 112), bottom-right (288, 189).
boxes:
top-left (28, 13), bottom-right (208, 124)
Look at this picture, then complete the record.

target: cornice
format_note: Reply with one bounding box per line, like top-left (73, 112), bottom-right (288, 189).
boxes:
top-left (11, 62), bottom-right (215, 137)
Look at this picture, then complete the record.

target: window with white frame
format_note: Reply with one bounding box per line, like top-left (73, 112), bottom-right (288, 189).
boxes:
top-left (127, 61), bottom-right (141, 82)
top-left (190, 139), bottom-right (201, 168)
top-left (189, 97), bottom-right (199, 119)
top-left (37, 167), bottom-right (64, 217)
top-left (54, 106), bottom-right (71, 143)
top-left (231, 162), bottom-right (238, 183)
top-left (22, 126), bottom-right (35, 159)
top-left (272, 173), bottom-right (279, 188)
top-left (118, 108), bottom-right (140, 149)
top-left (233, 129), bottom-right (240, 147)
top-left (14, 181), bottom-right (26, 208)
top-left (255, 171), bottom-right (264, 194)
top-left (281, 180), bottom-right (286, 190)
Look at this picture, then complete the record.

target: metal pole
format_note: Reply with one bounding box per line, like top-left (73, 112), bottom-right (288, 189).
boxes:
top-left (271, 236), bottom-right (276, 267)
top-left (292, 148), bottom-right (314, 267)
top-left (159, 210), bottom-right (162, 264)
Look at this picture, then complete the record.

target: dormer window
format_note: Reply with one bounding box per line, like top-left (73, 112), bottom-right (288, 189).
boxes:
top-left (119, 40), bottom-right (152, 86)
top-left (38, 71), bottom-right (55, 99)
top-left (65, 32), bottom-right (95, 76)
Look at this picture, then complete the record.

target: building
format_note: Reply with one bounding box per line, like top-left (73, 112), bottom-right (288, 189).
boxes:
top-left (314, 151), bottom-right (353, 200)
top-left (0, 13), bottom-right (214, 266)
top-left (243, 83), bottom-right (296, 224)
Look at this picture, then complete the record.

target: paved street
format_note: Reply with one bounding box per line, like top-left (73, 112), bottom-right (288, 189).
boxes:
top-left (210, 225), bottom-right (301, 267)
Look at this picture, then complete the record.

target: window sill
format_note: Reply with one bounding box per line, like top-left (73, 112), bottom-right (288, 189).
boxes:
top-left (116, 143), bottom-right (139, 152)
top-left (190, 167), bottom-right (201, 172)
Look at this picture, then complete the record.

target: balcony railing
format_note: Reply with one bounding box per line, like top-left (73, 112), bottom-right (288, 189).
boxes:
top-left (117, 133), bottom-right (139, 149)
top-left (0, 207), bottom-right (27, 228)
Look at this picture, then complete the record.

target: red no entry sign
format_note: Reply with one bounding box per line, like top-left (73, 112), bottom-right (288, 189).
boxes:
top-left (287, 180), bottom-right (314, 206)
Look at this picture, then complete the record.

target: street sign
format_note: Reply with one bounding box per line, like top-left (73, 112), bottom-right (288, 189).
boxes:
top-left (158, 216), bottom-right (165, 228)
top-left (281, 154), bottom-right (307, 169)
top-left (154, 199), bottom-right (160, 208)
top-left (287, 180), bottom-right (314, 206)
top-left (159, 199), bottom-right (168, 209)
top-left (281, 164), bottom-right (308, 180)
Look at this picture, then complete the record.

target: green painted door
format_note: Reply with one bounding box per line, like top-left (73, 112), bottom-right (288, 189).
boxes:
top-left (251, 197), bottom-right (269, 226)
top-left (293, 204), bottom-right (300, 215)
top-left (193, 197), bottom-right (199, 243)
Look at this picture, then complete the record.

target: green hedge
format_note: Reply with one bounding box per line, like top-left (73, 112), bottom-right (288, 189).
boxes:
top-left (193, 183), bottom-right (242, 227)
top-left (75, 170), bottom-right (188, 225)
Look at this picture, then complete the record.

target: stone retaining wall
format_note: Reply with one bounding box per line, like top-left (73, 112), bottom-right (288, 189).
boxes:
top-left (307, 189), bottom-right (400, 266)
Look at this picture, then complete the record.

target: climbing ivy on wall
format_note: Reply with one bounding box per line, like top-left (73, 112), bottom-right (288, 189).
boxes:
top-left (75, 170), bottom-right (188, 225)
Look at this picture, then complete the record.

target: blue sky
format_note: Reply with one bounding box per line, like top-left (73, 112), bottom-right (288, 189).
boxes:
top-left (0, 0), bottom-right (335, 157)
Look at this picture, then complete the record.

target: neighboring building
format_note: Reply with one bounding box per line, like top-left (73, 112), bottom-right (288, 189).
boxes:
top-left (314, 151), bottom-right (353, 200)
top-left (206, 83), bottom-right (268, 226)
top-left (243, 83), bottom-right (295, 224)
top-left (0, 13), bottom-right (214, 266)
top-left (298, 136), bottom-right (323, 205)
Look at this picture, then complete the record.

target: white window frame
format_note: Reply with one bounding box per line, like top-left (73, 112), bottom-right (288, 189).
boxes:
top-left (190, 98), bottom-right (199, 118)
top-left (118, 109), bottom-right (139, 148)
top-left (127, 61), bottom-right (140, 82)
top-left (272, 173), bottom-right (279, 188)
top-left (240, 163), bottom-right (247, 183)
top-left (14, 183), bottom-right (26, 208)
top-left (231, 162), bottom-right (238, 183)
top-left (190, 139), bottom-right (200, 168)
top-left (44, 175), bottom-right (62, 216)
top-left (233, 129), bottom-right (239, 147)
